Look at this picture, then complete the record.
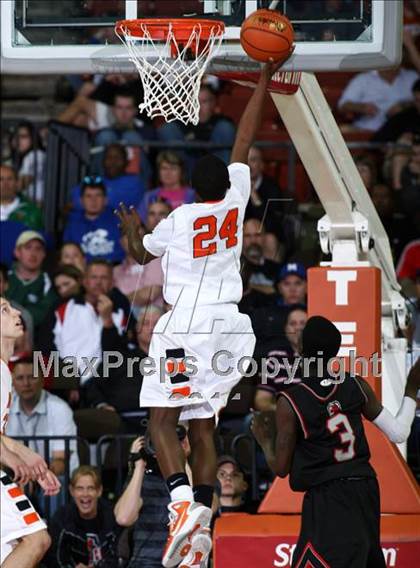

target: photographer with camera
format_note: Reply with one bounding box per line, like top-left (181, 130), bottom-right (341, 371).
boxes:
top-left (114, 427), bottom-right (192, 568)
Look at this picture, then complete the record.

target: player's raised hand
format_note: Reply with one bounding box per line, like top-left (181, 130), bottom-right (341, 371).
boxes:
top-left (38, 469), bottom-right (61, 496)
top-left (260, 45), bottom-right (295, 84)
top-left (115, 203), bottom-right (142, 237)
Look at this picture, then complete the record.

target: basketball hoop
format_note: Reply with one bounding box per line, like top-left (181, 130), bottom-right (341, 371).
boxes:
top-left (115, 19), bottom-right (225, 125)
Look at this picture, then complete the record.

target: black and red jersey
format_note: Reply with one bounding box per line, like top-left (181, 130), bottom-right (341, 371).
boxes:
top-left (281, 374), bottom-right (376, 492)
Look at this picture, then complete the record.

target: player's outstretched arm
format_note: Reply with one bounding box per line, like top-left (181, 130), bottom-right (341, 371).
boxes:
top-left (115, 203), bottom-right (156, 265)
top-left (230, 52), bottom-right (293, 165)
top-left (0, 436), bottom-right (32, 484)
top-left (1, 435), bottom-right (61, 495)
top-left (357, 358), bottom-right (419, 444)
top-left (1, 434), bottom-right (48, 479)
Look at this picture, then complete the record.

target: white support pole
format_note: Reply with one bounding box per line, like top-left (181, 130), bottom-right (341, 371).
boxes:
top-left (269, 72), bottom-right (402, 319)
top-left (269, 72), bottom-right (408, 421)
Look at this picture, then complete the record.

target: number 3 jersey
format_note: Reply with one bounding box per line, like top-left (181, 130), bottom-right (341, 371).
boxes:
top-left (280, 375), bottom-right (376, 492)
top-left (143, 163), bottom-right (250, 308)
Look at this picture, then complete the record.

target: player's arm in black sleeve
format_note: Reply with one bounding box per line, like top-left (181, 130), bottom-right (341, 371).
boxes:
top-left (356, 358), bottom-right (419, 443)
top-left (230, 53), bottom-right (293, 165)
top-left (115, 203), bottom-right (156, 265)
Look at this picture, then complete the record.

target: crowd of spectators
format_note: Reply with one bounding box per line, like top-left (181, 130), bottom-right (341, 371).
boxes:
top-left (0, 2), bottom-right (419, 564)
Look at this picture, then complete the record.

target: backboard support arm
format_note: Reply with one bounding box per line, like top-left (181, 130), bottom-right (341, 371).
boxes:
top-left (270, 73), bottom-right (408, 415)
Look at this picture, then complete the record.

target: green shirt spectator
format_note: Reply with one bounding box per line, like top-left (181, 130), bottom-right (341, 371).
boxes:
top-left (0, 164), bottom-right (43, 230)
top-left (6, 231), bottom-right (57, 328)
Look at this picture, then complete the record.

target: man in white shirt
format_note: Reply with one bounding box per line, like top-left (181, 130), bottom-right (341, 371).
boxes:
top-left (7, 355), bottom-right (79, 475)
top-left (338, 68), bottom-right (419, 131)
top-left (116, 59), bottom-right (288, 568)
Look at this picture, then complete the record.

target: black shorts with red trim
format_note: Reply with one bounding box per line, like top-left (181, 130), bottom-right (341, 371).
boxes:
top-left (292, 477), bottom-right (386, 568)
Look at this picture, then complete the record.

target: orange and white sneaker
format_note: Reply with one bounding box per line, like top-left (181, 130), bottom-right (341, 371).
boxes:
top-left (179, 528), bottom-right (212, 568)
top-left (162, 501), bottom-right (212, 568)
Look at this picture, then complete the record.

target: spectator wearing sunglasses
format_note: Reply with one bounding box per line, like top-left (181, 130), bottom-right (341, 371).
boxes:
top-left (71, 144), bottom-right (145, 211)
top-left (63, 179), bottom-right (124, 263)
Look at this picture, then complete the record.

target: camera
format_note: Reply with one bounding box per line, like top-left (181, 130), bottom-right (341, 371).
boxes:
top-left (128, 425), bottom-right (188, 475)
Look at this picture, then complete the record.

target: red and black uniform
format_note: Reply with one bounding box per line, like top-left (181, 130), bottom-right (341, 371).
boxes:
top-left (280, 375), bottom-right (385, 568)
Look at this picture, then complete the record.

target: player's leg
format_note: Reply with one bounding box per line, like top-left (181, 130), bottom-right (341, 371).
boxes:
top-left (150, 406), bottom-right (185, 480)
top-left (177, 417), bottom-right (217, 567)
top-left (2, 530), bottom-right (51, 568)
top-left (365, 478), bottom-right (386, 568)
top-left (188, 417), bottom-right (217, 505)
top-left (150, 408), bottom-right (212, 568)
top-left (292, 480), bottom-right (371, 568)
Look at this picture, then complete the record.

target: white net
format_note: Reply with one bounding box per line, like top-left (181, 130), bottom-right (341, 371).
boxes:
top-left (116, 21), bottom-right (224, 125)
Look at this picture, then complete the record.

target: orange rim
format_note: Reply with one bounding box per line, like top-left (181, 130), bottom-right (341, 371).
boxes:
top-left (115, 18), bottom-right (225, 42)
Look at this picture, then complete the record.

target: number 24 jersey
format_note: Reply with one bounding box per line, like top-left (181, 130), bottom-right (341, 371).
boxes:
top-left (143, 163), bottom-right (250, 308)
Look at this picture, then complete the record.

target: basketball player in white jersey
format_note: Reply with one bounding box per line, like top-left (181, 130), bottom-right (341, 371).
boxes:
top-left (0, 297), bottom-right (61, 566)
top-left (117, 60), bottom-right (286, 567)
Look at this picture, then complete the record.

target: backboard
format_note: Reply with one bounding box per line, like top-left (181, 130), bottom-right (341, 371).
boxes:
top-left (1, 0), bottom-right (402, 74)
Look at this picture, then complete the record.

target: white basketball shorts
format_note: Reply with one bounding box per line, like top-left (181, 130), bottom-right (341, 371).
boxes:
top-left (1, 469), bottom-right (47, 564)
top-left (140, 303), bottom-right (256, 421)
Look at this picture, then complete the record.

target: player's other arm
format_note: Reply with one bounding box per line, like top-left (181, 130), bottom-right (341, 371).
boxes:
top-left (1, 434), bottom-right (48, 477)
top-left (0, 435), bottom-right (32, 483)
top-left (1, 435), bottom-right (61, 495)
top-left (356, 359), bottom-right (419, 444)
top-left (115, 203), bottom-right (156, 265)
top-left (273, 397), bottom-right (297, 477)
top-left (230, 55), bottom-right (292, 165)
top-left (251, 399), bottom-right (297, 477)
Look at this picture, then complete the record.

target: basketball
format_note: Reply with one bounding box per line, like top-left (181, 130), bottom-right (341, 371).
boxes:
top-left (240, 9), bottom-right (294, 63)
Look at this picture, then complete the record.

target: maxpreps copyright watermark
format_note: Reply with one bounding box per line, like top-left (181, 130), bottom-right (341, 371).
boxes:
top-left (33, 350), bottom-right (382, 383)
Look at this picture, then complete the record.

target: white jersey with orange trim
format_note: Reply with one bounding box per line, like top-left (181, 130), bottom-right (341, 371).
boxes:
top-left (1, 359), bottom-right (12, 435)
top-left (143, 163), bottom-right (250, 308)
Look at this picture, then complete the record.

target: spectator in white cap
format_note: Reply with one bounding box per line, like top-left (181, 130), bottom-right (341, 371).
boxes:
top-left (5, 231), bottom-right (57, 328)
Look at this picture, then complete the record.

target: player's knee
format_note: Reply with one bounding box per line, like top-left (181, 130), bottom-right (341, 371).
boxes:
top-left (23, 529), bottom-right (51, 557)
top-left (189, 419), bottom-right (215, 447)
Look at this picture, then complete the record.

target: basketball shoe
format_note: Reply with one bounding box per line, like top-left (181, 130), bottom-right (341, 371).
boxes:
top-left (162, 501), bottom-right (212, 567)
top-left (179, 528), bottom-right (212, 568)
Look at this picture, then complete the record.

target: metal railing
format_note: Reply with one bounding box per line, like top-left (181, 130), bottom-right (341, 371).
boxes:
top-left (11, 431), bottom-right (261, 519)
top-left (11, 424), bottom-right (420, 523)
